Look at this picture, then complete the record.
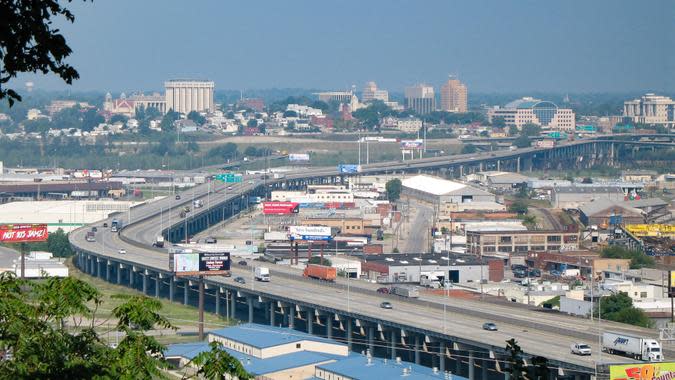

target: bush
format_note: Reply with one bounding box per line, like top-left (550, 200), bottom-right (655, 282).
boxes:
top-left (601, 245), bottom-right (654, 269)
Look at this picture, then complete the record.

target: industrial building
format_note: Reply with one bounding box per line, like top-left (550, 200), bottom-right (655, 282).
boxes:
top-left (0, 250), bottom-right (69, 278)
top-left (164, 79), bottom-right (215, 115)
top-left (578, 198), bottom-right (644, 227)
top-left (466, 229), bottom-right (580, 258)
top-left (402, 175), bottom-right (495, 205)
top-left (360, 252), bottom-right (504, 284)
top-left (467, 171), bottom-right (529, 191)
top-left (551, 185), bottom-right (625, 209)
top-left (525, 251), bottom-right (631, 279)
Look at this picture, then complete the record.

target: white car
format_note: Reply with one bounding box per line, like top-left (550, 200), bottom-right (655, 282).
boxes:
top-left (571, 343), bottom-right (591, 356)
top-left (118, 248), bottom-right (126, 255)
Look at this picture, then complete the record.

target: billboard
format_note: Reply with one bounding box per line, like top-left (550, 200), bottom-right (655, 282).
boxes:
top-left (262, 201), bottom-right (299, 215)
top-left (338, 164), bottom-right (361, 174)
top-left (400, 140), bottom-right (423, 149)
top-left (170, 251), bottom-right (231, 276)
top-left (288, 154), bottom-right (310, 162)
top-left (0, 224), bottom-right (48, 243)
top-left (289, 226), bottom-right (332, 241)
top-left (670, 271), bottom-right (675, 297)
top-left (610, 363), bottom-right (675, 380)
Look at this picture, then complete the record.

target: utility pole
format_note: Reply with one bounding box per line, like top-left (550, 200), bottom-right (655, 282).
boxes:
top-left (198, 275), bottom-right (204, 340)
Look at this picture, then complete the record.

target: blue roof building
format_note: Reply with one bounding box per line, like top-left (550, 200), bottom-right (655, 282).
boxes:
top-left (315, 355), bottom-right (469, 380)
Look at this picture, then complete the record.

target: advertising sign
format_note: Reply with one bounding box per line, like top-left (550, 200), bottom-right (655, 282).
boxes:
top-left (669, 271), bottom-right (675, 298)
top-left (262, 201), bottom-right (299, 215)
top-left (400, 140), bottom-right (423, 149)
top-left (338, 164), bottom-right (361, 174)
top-left (0, 224), bottom-right (48, 243)
top-left (215, 173), bottom-right (242, 183)
top-left (288, 153), bottom-right (310, 162)
top-left (610, 363), bottom-right (675, 380)
top-left (289, 226), bottom-right (332, 241)
top-left (170, 252), bottom-right (231, 276)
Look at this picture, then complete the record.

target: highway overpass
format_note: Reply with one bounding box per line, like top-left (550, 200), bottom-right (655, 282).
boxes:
top-left (70, 136), bottom-right (674, 379)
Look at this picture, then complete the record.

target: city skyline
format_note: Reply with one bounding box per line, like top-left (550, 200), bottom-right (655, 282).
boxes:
top-left (11, 0), bottom-right (674, 95)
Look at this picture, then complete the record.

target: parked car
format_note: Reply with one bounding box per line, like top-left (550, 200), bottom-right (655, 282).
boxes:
top-left (234, 277), bottom-right (246, 284)
top-left (549, 270), bottom-right (562, 277)
top-left (513, 269), bottom-right (527, 278)
top-left (118, 249), bottom-right (126, 255)
top-left (91, 226), bottom-right (98, 232)
top-left (380, 302), bottom-right (393, 309)
top-left (482, 322), bottom-right (498, 331)
top-left (175, 194), bottom-right (181, 200)
top-left (528, 269), bottom-right (542, 277)
top-left (376, 287), bottom-right (390, 294)
top-left (570, 343), bottom-right (592, 356)
top-left (238, 260), bottom-right (248, 266)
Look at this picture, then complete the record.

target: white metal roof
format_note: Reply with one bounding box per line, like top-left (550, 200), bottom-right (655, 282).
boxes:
top-left (402, 175), bottom-right (466, 196)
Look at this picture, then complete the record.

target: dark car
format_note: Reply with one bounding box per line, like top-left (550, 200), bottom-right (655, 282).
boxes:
top-left (380, 302), bottom-right (393, 309)
top-left (91, 226), bottom-right (98, 232)
top-left (482, 322), bottom-right (498, 331)
top-left (513, 269), bottom-right (527, 278)
top-left (376, 287), bottom-right (390, 294)
top-left (238, 260), bottom-right (248, 266)
top-left (103, 222), bottom-right (108, 228)
top-left (175, 194), bottom-right (181, 200)
top-left (528, 269), bottom-right (542, 277)
top-left (234, 277), bottom-right (246, 284)
top-left (205, 237), bottom-right (217, 244)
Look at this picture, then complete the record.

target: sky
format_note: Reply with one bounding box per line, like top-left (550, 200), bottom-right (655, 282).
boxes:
top-left (16, 0), bottom-right (675, 94)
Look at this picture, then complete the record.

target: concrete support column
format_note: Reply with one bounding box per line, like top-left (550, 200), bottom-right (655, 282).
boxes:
top-left (142, 273), bottom-right (148, 295)
top-left (497, 160), bottom-right (501, 171)
top-left (439, 341), bottom-right (446, 373)
top-left (346, 318), bottom-right (352, 350)
top-left (455, 347), bottom-right (461, 375)
top-left (414, 335), bottom-right (420, 364)
top-left (248, 297), bottom-right (254, 323)
top-left (368, 326), bottom-right (375, 355)
top-left (129, 268), bottom-right (134, 287)
top-left (117, 265), bottom-right (122, 284)
top-left (469, 352), bottom-right (475, 380)
top-left (288, 306), bottom-right (294, 329)
top-left (326, 315), bottom-right (333, 339)
top-left (482, 358), bottom-right (488, 380)
top-left (231, 292), bottom-right (237, 320)
top-left (215, 290), bottom-right (221, 316)
top-left (105, 261), bottom-right (111, 282)
top-left (390, 330), bottom-right (396, 360)
top-left (504, 371), bottom-right (511, 380)
top-left (169, 277), bottom-right (175, 302)
top-left (183, 281), bottom-right (189, 305)
top-left (269, 302), bottom-right (275, 326)
top-left (155, 276), bottom-right (160, 298)
top-left (517, 157), bottom-right (521, 172)
top-left (307, 309), bottom-right (313, 334)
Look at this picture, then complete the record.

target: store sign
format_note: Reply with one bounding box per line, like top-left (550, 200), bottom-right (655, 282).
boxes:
top-left (610, 363), bottom-right (675, 380)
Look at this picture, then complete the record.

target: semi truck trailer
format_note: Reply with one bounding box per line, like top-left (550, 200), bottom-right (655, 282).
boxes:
top-left (602, 332), bottom-right (663, 362)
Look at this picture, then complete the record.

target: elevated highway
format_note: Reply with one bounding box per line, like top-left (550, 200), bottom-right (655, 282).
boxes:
top-left (71, 135), bottom-right (675, 379)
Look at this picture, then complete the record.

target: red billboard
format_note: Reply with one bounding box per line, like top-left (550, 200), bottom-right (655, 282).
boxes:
top-left (262, 202), bottom-right (299, 215)
top-left (0, 224), bottom-right (48, 243)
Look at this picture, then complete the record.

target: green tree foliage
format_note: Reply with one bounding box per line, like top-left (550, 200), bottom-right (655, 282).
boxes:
top-left (385, 178), bottom-right (402, 201)
top-left (188, 341), bottom-right (253, 380)
top-left (47, 228), bottom-right (74, 257)
top-left (110, 114), bottom-right (129, 125)
top-left (520, 123), bottom-right (542, 137)
top-left (461, 144), bottom-right (478, 154)
top-left (492, 116), bottom-right (507, 128)
top-left (160, 109), bottom-right (180, 131)
top-left (504, 339), bottom-right (526, 380)
top-left (420, 111), bottom-right (485, 125)
top-left (352, 100), bottom-right (397, 130)
top-left (601, 245), bottom-right (655, 269)
top-left (52, 106), bottom-right (83, 130)
top-left (596, 292), bottom-right (653, 328)
top-left (207, 143), bottom-right (238, 160)
top-left (243, 146), bottom-right (272, 157)
top-left (22, 118), bottom-right (51, 134)
top-left (82, 108), bottom-right (104, 131)
top-left (521, 214), bottom-right (537, 229)
top-left (509, 200), bottom-right (529, 214)
top-left (246, 119), bottom-right (258, 128)
top-left (282, 110), bottom-right (298, 118)
top-left (187, 111), bottom-right (206, 125)
top-left (308, 256), bottom-right (332, 266)
top-left (508, 125), bottom-right (519, 136)
top-left (0, 273), bottom-right (192, 378)
top-left (1, 0), bottom-right (85, 105)
top-left (513, 135), bottom-right (531, 148)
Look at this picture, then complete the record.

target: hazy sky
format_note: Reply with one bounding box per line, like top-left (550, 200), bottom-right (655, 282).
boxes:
top-left (17, 0), bottom-right (675, 94)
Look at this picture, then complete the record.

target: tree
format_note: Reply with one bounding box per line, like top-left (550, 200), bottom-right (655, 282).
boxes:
top-left (596, 292), bottom-right (653, 328)
top-left (508, 125), bottom-right (519, 137)
top-left (244, 146), bottom-right (258, 157)
top-left (492, 116), bottom-right (507, 128)
top-left (187, 341), bottom-right (253, 380)
top-left (461, 144), bottom-right (478, 154)
top-left (601, 245), bottom-right (655, 269)
top-left (160, 109), bottom-right (180, 131)
top-left (513, 135), bottom-right (531, 148)
top-left (308, 256), bottom-right (332, 266)
top-left (187, 111), bottom-right (206, 125)
top-left (110, 114), bottom-right (129, 125)
top-left (504, 339), bottom-right (526, 380)
top-left (246, 119), bottom-right (258, 128)
top-left (82, 108), bottom-right (104, 131)
top-left (521, 123), bottom-right (542, 137)
top-left (385, 178), bottom-right (402, 201)
top-left (521, 214), bottom-right (537, 229)
top-left (47, 228), bottom-right (73, 257)
top-left (509, 200), bottom-right (528, 214)
top-left (1, 0), bottom-right (86, 105)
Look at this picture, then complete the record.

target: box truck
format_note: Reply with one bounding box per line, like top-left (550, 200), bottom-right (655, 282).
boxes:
top-left (391, 285), bottom-right (420, 298)
top-left (303, 264), bottom-right (337, 281)
top-left (602, 332), bottom-right (663, 362)
top-left (254, 267), bottom-right (271, 282)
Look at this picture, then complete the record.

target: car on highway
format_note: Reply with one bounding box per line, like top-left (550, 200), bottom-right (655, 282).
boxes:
top-left (234, 277), bottom-right (246, 284)
top-left (482, 322), bottom-right (498, 331)
top-left (91, 226), bottom-right (98, 232)
top-left (118, 248), bottom-right (126, 255)
top-left (227, 186), bottom-right (233, 191)
top-left (103, 222), bottom-right (108, 228)
top-left (377, 287), bottom-right (390, 294)
top-left (205, 237), bottom-right (217, 244)
top-left (175, 195), bottom-right (181, 200)
top-left (380, 301), bottom-right (393, 309)
top-left (238, 260), bottom-right (248, 266)
top-left (570, 343), bottom-right (592, 356)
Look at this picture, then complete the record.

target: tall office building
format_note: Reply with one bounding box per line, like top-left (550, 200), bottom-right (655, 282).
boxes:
top-left (165, 80), bottom-right (215, 115)
top-left (623, 93), bottom-right (675, 128)
top-left (361, 81), bottom-right (389, 103)
top-left (440, 76), bottom-right (468, 113)
top-left (404, 84), bottom-right (435, 115)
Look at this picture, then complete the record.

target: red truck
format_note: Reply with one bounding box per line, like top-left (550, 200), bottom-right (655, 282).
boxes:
top-left (303, 264), bottom-right (337, 282)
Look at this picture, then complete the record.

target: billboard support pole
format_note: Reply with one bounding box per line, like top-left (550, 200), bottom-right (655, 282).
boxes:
top-left (198, 275), bottom-right (205, 340)
top-left (20, 242), bottom-right (26, 279)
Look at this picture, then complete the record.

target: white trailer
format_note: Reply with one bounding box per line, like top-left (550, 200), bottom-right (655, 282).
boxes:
top-left (602, 332), bottom-right (663, 362)
top-left (255, 267), bottom-right (271, 282)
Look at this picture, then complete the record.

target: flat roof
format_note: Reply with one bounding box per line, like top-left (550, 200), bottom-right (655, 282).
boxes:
top-left (317, 355), bottom-right (467, 380)
top-left (209, 323), bottom-right (345, 349)
top-left (402, 175), bottom-right (466, 196)
top-left (363, 252), bottom-right (487, 266)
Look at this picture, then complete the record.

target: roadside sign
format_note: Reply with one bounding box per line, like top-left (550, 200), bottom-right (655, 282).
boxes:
top-left (215, 173), bottom-right (242, 183)
top-left (170, 251), bottom-right (231, 277)
top-left (0, 224), bottom-right (48, 243)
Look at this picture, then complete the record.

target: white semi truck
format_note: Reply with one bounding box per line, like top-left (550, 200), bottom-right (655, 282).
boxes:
top-left (602, 332), bottom-right (663, 362)
top-left (255, 267), bottom-right (271, 282)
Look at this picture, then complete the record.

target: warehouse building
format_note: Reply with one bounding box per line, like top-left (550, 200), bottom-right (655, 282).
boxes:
top-left (360, 252), bottom-right (504, 284)
top-left (402, 175), bottom-right (495, 205)
top-left (466, 229), bottom-right (580, 258)
top-left (578, 198), bottom-right (644, 227)
top-left (551, 185), bottom-right (625, 209)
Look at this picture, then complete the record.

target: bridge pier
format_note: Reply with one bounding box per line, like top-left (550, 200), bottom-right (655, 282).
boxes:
top-left (414, 335), bottom-right (420, 364)
top-left (117, 264), bottom-right (122, 284)
top-left (481, 356), bottom-right (488, 380)
top-left (326, 314), bottom-right (333, 339)
top-left (169, 277), bottom-right (175, 302)
top-left (288, 305), bottom-right (295, 329)
top-left (368, 325), bottom-right (375, 355)
top-left (390, 329), bottom-right (396, 360)
top-left (307, 308), bottom-right (314, 334)
top-left (346, 318), bottom-right (352, 350)
top-left (439, 341), bottom-right (446, 373)
top-left (248, 297), bottom-right (254, 323)
top-left (215, 289), bottom-right (221, 316)
top-left (269, 302), bottom-right (275, 326)
top-left (183, 281), bottom-right (189, 305)
top-left (155, 275), bottom-right (160, 298)
top-left (468, 351), bottom-right (475, 380)
top-left (142, 272), bottom-right (148, 295)
top-left (105, 261), bottom-right (111, 282)
top-left (129, 267), bottom-right (134, 287)
top-left (231, 292), bottom-right (237, 320)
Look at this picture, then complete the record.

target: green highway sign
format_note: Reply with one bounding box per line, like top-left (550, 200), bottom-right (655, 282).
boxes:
top-left (215, 173), bottom-right (243, 183)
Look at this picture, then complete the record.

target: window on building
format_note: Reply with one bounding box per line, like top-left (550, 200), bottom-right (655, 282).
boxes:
top-left (500, 236), bottom-right (512, 243)
top-left (547, 235), bottom-right (561, 243)
top-left (296, 343), bottom-right (301, 349)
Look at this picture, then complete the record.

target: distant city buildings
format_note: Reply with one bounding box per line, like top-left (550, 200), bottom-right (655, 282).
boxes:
top-left (487, 97), bottom-right (576, 131)
top-left (440, 76), bottom-right (468, 113)
top-left (315, 91), bottom-right (353, 104)
top-left (46, 100), bottom-right (92, 115)
top-left (381, 116), bottom-right (422, 133)
top-left (623, 93), bottom-right (675, 128)
top-left (361, 81), bottom-right (389, 103)
top-left (236, 98), bottom-right (265, 112)
top-left (164, 79), bottom-right (215, 115)
top-left (404, 84), bottom-right (435, 115)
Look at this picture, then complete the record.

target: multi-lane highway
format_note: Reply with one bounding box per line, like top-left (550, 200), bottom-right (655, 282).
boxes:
top-left (70, 138), bottom-right (674, 374)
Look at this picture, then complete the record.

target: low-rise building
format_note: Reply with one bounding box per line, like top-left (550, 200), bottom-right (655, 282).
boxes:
top-left (551, 185), bottom-right (625, 209)
top-left (578, 198), bottom-right (644, 227)
top-left (466, 229), bottom-right (580, 258)
top-left (402, 175), bottom-right (495, 205)
top-left (525, 251), bottom-right (631, 279)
